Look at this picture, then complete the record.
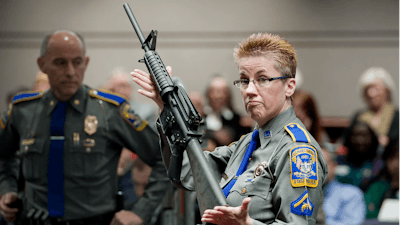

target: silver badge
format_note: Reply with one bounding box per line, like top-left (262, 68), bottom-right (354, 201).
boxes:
top-left (253, 161), bottom-right (268, 178)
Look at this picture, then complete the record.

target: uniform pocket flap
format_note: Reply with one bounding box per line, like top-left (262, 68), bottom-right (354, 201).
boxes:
top-left (245, 176), bottom-right (272, 199)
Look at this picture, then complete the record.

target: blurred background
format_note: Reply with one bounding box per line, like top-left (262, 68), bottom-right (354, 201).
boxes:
top-left (0, 0), bottom-right (398, 139)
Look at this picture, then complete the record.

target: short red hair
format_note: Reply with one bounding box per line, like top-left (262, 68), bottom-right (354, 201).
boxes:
top-left (234, 33), bottom-right (297, 78)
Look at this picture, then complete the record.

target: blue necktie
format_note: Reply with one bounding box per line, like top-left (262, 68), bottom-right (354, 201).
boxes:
top-left (48, 101), bottom-right (68, 217)
top-left (223, 130), bottom-right (259, 197)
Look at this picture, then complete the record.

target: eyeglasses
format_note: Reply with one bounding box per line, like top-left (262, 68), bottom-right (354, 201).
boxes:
top-left (233, 76), bottom-right (290, 89)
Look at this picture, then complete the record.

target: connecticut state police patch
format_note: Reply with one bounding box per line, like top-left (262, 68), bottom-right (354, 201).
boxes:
top-left (120, 102), bottom-right (147, 132)
top-left (290, 145), bottom-right (318, 188)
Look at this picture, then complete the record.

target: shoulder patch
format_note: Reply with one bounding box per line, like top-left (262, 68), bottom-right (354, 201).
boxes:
top-left (120, 102), bottom-right (148, 131)
top-left (285, 123), bottom-right (311, 143)
top-left (90, 89), bottom-right (126, 106)
top-left (290, 145), bottom-right (318, 188)
top-left (0, 103), bottom-right (12, 129)
top-left (228, 141), bottom-right (236, 147)
top-left (228, 134), bottom-right (247, 147)
top-left (291, 189), bottom-right (314, 216)
top-left (228, 134), bottom-right (251, 147)
top-left (12, 91), bottom-right (44, 104)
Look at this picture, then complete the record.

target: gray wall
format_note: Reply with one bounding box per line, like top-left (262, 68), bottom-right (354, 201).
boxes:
top-left (0, 0), bottom-right (398, 118)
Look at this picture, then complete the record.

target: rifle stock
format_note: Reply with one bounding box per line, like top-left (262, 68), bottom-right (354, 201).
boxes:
top-left (123, 3), bottom-right (228, 221)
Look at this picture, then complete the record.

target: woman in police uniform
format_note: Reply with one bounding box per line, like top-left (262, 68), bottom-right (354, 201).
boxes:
top-left (132, 32), bottom-right (328, 225)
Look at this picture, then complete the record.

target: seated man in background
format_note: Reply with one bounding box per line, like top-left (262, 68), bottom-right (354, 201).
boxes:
top-left (337, 121), bottom-right (380, 191)
top-left (364, 137), bottom-right (399, 219)
top-left (204, 76), bottom-right (252, 147)
top-left (321, 142), bottom-right (366, 225)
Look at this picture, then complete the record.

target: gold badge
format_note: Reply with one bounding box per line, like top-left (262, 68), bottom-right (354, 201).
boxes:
top-left (84, 115), bottom-right (98, 135)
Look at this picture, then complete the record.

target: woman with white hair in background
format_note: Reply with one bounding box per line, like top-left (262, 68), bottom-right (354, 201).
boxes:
top-left (343, 67), bottom-right (399, 149)
top-left (338, 67), bottom-right (399, 193)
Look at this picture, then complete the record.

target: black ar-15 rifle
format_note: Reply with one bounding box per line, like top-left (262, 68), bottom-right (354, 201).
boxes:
top-left (123, 2), bottom-right (228, 221)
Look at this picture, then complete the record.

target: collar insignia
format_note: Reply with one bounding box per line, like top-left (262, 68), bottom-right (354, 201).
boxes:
top-left (264, 130), bottom-right (272, 139)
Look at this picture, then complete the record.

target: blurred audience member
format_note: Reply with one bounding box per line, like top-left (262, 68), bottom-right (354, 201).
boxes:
top-left (32, 70), bottom-right (50, 91)
top-left (1, 86), bottom-right (29, 225)
top-left (104, 68), bottom-right (156, 208)
top-left (292, 89), bottom-right (327, 143)
top-left (337, 121), bottom-right (379, 191)
top-left (294, 68), bottom-right (304, 90)
top-left (339, 67), bottom-right (398, 196)
top-left (345, 67), bottom-right (398, 149)
top-left (6, 86), bottom-right (30, 191)
top-left (103, 68), bottom-right (133, 100)
top-left (321, 142), bottom-right (366, 225)
top-left (188, 92), bottom-right (216, 151)
top-left (188, 92), bottom-right (205, 117)
top-left (1, 71), bottom-right (50, 224)
top-left (131, 158), bottom-right (153, 198)
top-left (103, 68), bottom-right (156, 125)
top-left (364, 137), bottom-right (399, 219)
top-left (6, 71), bottom-right (48, 105)
top-left (204, 76), bottom-right (252, 146)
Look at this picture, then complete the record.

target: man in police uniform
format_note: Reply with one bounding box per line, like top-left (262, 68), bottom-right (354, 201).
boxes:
top-left (132, 32), bottom-right (328, 224)
top-left (0, 30), bottom-right (169, 225)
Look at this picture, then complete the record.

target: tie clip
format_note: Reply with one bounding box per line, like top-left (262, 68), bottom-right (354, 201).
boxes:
top-left (50, 136), bottom-right (65, 141)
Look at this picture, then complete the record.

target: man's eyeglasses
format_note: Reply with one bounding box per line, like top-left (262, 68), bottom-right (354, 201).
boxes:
top-left (233, 76), bottom-right (290, 89)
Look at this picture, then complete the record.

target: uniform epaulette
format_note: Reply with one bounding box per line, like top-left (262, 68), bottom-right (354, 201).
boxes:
top-left (284, 123), bottom-right (311, 143)
top-left (12, 91), bottom-right (44, 104)
top-left (228, 134), bottom-right (247, 147)
top-left (89, 89), bottom-right (127, 106)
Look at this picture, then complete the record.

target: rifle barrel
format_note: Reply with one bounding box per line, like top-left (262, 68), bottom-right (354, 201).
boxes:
top-left (123, 3), bottom-right (147, 50)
